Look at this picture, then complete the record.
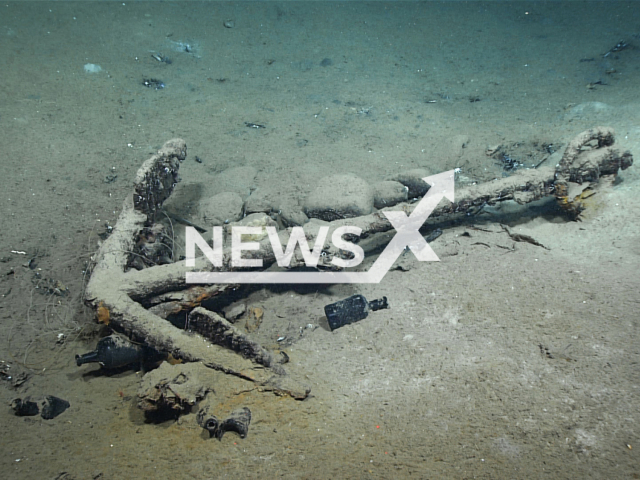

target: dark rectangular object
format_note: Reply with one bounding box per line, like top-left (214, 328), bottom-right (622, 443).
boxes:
top-left (324, 294), bottom-right (388, 331)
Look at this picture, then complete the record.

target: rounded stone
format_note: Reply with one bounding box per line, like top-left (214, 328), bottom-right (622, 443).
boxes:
top-left (279, 205), bottom-right (308, 227)
top-left (243, 188), bottom-right (278, 215)
top-left (198, 192), bottom-right (244, 226)
top-left (226, 213), bottom-right (277, 242)
top-left (391, 168), bottom-right (432, 198)
top-left (372, 181), bottom-right (409, 209)
top-left (303, 174), bottom-right (374, 221)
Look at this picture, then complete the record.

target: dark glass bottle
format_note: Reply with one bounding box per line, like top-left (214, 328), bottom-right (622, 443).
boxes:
top-left (76, 335), bottom-right (145, 369)
top-left (324, 294), bottom-right (389, 331)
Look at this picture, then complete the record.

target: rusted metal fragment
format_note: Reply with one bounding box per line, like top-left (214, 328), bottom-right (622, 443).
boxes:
top-left (147, 285), bottom-right (233, 319)
top-left (138, 362), bottom-right (211, 413)
top-left (188, 307), bottom-right (276, 370)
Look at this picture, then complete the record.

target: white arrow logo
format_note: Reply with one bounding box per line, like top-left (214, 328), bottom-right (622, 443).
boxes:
top-left (186, 170), bottom-right (455, 284)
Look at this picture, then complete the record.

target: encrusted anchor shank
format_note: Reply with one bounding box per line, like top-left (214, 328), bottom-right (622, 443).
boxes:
top-left (133, 139), bottom-right (186, 221)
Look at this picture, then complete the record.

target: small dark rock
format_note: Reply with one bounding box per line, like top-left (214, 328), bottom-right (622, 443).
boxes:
top-left (224, 303), bottom-right (246, 323)
top-left (11, 398), bottom-right (39, 416)
top-left (391, 169), bottom-right (432, 198)
top-left (41, 395), bottom-right (70, 420)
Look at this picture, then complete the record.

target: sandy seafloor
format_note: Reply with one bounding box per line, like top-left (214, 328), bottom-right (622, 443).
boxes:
top-left (1, 1), bottom-right (640, 479)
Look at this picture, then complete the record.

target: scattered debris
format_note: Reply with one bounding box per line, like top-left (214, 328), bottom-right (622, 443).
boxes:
top-left (603, 40), bottom-right (629, 58)
top-left (151, 53), bottom-right (171, 64)
top-left (586, 80), bottom-right (607, 90)
top-left (35, 278), bottom-right (69, 297)
top-left (501, 225), bottom-right (550, 250)
top-left (499, 153), bottom-right (523, 172)
top-left (197, 405), bottom-right (251, 440)
top-left (485, 144), bottom-right (502, 156)
top-left (1, 361), bottom-right (29, 388)
top-left (538, 344), bottom-right (576, 362)
top-left (246, 306), bottom-right (264, 333)
top-left (97, 223), bottom-right (114, 241)
top-left (11, 395), bottom-right (70, 420)
top-left (142, 78), bottom-right (165, 90)
top-left (127, 223), bottom-right (174, 270)
top-left (138, 362), bottom-right (211, 415)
